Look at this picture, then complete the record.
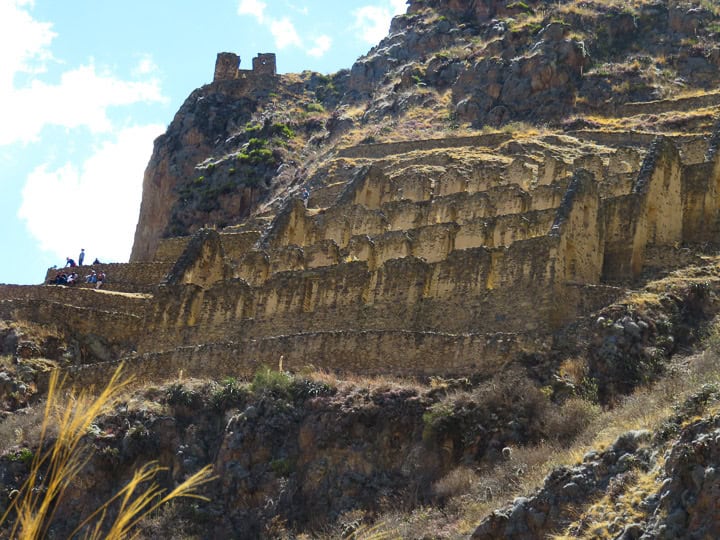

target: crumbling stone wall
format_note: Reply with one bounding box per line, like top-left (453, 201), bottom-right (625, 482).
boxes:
top-left (213, 52), bottom-right (241, 81)
top-left (337, 133), bottom-right (513, 160)
top-left (129, 128), bottom-right (720, 369)
top-left (602, 136), bottom-right (685, 280)
top-left (551, 169), bottom-right (602, 284)
top-left (42, 329), bottom-right (533, 391)
top-left (252, 53), bottom-right (276, 76)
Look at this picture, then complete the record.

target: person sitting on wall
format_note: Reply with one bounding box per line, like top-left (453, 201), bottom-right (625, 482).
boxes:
top-left (65, 257), bottom-right (76, 267)
top-left (66, 272), bottom-right (78, 286)
top-left (85, 270), bottom-right (97, 284)
top-left (92, 258), bottom-right (101, 265)
top-left (96, 271), bottom-right (106, 289)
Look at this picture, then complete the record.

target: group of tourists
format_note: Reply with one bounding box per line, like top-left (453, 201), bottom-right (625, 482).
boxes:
top-left (48, 269), bottom-right (106, 288)
top-left (47, 249), bottom-right (107, 288)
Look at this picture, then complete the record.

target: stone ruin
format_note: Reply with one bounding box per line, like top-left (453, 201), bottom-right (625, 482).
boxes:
top-left (213, 52), bottom-right (276, 83)
top-left (4, 118), bottom-right (720, 390)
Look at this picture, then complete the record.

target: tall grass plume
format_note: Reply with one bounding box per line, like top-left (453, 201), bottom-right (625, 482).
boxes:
top-left (0, 365), bottom-right (215, 539)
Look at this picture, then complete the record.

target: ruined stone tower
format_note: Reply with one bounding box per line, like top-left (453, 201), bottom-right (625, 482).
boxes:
top-left (213, 52), bottom-right (240, 81)
top-left (213, 52), bottom-right (277, 82)
top-left (252, 53), bottom-right (277, 76)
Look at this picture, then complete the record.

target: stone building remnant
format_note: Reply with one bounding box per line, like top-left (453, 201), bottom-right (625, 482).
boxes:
top-left (213, 52), bottom-right (277, 83)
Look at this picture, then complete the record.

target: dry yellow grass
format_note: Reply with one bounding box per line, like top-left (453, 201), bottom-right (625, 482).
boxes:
top-left (0, 365), bottom-right (215, 539)
top-left (552, 459), bottom-right (664, 539)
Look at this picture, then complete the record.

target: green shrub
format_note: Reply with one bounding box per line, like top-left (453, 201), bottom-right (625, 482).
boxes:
top-left (9, 448), bottom-right (34, 465)
top-left (247, 137), bottom-right (266, 151)
top-left (165, 383), bottom-right (199, 407)
top-left (422, 402), bottom-right (454, 441)
top-left (250, 366), bottom-right (293, 396)
top-left (270, 458), bottom-right (292, 477)
top-left (290, 378), bottom-right (335, 401)
top-left (306, 102), bottom-right (325, 113)
top-left (211, 377), bottom-right (248, 410)
top-left (244, 122), bottom-right (262, 135)
top-left (271, 122), bottom-right (295, 139)
top-left (507, 1), bottom-right (533, 13)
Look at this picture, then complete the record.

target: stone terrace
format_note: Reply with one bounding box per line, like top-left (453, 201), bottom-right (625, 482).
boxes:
top-left (8, 110), bottom-right (720, 388)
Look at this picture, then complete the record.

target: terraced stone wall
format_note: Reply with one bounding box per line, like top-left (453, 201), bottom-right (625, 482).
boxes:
top-left (43, 329), bottom-right (535, 391)
top-left (337, 133), bottom-right (513, 159)
top-left (17, 126), bottom-right (720, 380)
top-left (0, 285), bottom-right (148, 315)
top-left (601, 136), bottom-right (685, 280)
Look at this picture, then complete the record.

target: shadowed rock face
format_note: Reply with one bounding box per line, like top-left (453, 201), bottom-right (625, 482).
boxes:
top-left (130, 85), bottom-right (262, 263)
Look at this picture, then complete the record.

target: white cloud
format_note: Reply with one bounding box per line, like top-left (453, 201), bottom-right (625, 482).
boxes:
top-left (270, 17), bottom-right (302, 49)
top-left (18, 124), bottom-right (166, 264)
top-left (0, 3), bottom-right (166, 146)
top-left (237, 0), bottom-right (267, 23)
top-left (0, 62), bottom-right (165, 145)
top-left (0, 0), bottom-right (56, 90)
top-left (353, 5), bottom-right (393, 44)
top-left (288, 3), bottom-right (309, 15)
top-left (307, 35), bottom-right (331, 58)
top-left (389, 0), bottom-right (407, 15)
top-left (133, 54), bottom-right (159, 76)
top-left (352, 1), bottom-right (408, 45)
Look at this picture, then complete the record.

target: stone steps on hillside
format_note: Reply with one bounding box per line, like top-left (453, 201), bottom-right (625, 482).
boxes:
top-left (235, 208), bottom-right (559, 284)
top-left (614, 92), bottom-right (720, 117)
top-left (567, 130), bottom-right (709, 163)
top-left (227, 145), bottom-right (645, 287)
top-left (44, 262), bottom-right (172, 294)
top-left (307, 181), bottom-right (346, 209)
top-left (316, 141), bottom-right (650, 213)
top-left (0, 285), bottom-right (150, 313)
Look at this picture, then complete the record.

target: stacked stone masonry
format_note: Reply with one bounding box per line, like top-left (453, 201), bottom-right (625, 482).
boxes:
top-left (12, 124), bottom-right (720, 388)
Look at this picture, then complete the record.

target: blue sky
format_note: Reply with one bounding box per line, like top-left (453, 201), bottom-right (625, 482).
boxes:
top-left (0, 0), bottom-right (406, 285)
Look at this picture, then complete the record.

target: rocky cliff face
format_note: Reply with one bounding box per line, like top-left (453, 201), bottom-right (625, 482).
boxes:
top-left (131, 84), bottom-right (264, 262)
